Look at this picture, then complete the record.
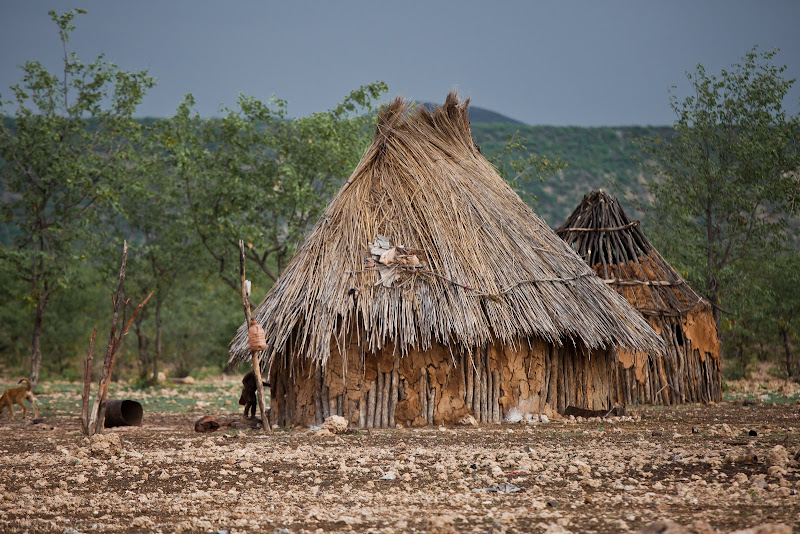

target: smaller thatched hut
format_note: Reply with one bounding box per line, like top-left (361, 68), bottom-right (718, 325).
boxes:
top-left (230, 95), bottom-right (664, 428)
top-left (557, 191), bottom-right (721, 404)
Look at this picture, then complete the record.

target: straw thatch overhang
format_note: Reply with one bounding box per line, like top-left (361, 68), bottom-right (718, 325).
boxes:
top-left (556, 190), bottom-right (721, 404)
top-left (229, 93), bottom-right (662, 371)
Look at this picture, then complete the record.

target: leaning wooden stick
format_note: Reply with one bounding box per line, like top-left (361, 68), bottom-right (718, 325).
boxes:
top-left (80, 327), bottom-right (98, 435)
top-left (239, 240), bottom-right (271, 432)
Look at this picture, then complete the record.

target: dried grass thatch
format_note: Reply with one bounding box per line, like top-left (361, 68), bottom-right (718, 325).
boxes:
top-left (557, 190), bottom-right (721, 404)
top-left (556, 190), bottom-right (709, 318)
top-left (229, 93), bottom-right (663, 369)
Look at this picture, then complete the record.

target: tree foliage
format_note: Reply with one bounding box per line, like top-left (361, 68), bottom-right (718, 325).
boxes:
top-left (639, 48), bottom-right (800, 332)
top-left (169, 82), bottom-right (387, 297)
top-left (488, 131), bottom-right (568, 207)
top-left (0, 9), bottom-right (155, 385)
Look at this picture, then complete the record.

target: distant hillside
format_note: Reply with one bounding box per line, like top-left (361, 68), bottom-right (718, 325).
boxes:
top-left (3, 113), bottom-right (669, 228)
top-left (417, 102), bottom-right (524, 125)
top-left (470, 122), bottom-right (675, 225)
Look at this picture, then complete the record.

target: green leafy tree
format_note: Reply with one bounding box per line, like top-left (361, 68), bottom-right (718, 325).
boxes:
top-left (639, 48), bottom-right (800, 329)
top-left (113, 118), bottom-right (200, 383)
top-left (0, 9), bottom-right (155, 386)
top-left (488, 131), bottom-right (568, 206)
top-left (766, 250), bottom-right (800, 377)
top-left (172, 82), bottom-right (387, 296)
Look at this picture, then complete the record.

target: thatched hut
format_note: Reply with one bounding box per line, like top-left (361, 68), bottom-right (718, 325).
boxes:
top-left (229, 93), bottom-right (663, 428)
top-left (556, 191), bottom-right (721, 405)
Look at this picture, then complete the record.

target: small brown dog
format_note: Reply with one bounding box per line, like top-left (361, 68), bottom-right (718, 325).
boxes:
top-left (0, 378), bottom-right (39, 420)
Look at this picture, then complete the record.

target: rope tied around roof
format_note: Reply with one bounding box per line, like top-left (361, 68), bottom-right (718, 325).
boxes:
top-left (346, 267), bottom-right (594, 301)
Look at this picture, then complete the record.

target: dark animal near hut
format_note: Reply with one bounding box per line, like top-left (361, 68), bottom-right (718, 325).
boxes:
top-left (238, 371), bottom-right (269, 419)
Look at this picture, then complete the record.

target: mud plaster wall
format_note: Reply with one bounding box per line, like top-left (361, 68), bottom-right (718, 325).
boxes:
top-left (681, 309), bottom-right (720, 362)
top-left (614, 312), bottom-right (721, 406)
top-left (268, 338), bottom-right (617, 428)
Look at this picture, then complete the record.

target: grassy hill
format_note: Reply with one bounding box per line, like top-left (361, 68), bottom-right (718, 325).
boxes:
top-left (470, 122), bottom-right (675, 225)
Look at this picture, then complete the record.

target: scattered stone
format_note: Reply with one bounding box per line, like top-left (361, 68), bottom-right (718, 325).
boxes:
top-left (426, 515), bottom-right (457, 534)
top-left (638, 519), bottom-right (689, 533)
top-left (728, 524), bottom-right (791, 534)
top-left (472, 482), bottom-right (522, 493)
top-left (652, 429), bottom-right (663, 437)
top-left (89, 433), bottom-right (122, 457)
top-left (457, 414), bottom-right (478, 426)
top-left (766, 445), bottom-right (788, 469)
top-left (724, 452), bottom-right (758, 465)
top-left (689, 520), bottom-right (714, 534)
top-left (321, 415), bottom-right (348, 434)
top-left (750, 475), bottom-right (768, 490)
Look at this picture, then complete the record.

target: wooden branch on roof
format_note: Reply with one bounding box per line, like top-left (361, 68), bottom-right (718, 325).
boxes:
top-left (603, 279), bottom-right (686, 287)
top-left (557, 220), bottom-right (640, 233)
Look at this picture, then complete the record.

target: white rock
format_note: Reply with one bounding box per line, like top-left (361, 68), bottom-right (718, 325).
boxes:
top-left (766, 445), bottom-right (788, 469)
top-left (457, 414), bottom-right (478, 426)
top-left (502, 407), bottom-right (523, 423)
top-left (321, 415), bottom-right (348, 434)
top-left (89, 433), bottom-right (122, 458)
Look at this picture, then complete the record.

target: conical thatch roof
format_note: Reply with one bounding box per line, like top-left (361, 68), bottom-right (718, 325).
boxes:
top-left (556, 190), bottom-right (710, 317)
top-left (229, 93), bottom-right (663, 366)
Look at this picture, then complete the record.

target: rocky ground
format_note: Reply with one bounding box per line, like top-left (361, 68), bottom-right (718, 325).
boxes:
top-left (0, 379), bottom-right (798, 533)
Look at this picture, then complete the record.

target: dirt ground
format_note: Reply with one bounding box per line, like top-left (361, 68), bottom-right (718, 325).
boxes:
top-left (1, 383), bottom-right (799, 533)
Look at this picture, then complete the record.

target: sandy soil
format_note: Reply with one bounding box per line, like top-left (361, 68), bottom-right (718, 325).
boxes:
top-left (1, 401), bottom-right (798, 533)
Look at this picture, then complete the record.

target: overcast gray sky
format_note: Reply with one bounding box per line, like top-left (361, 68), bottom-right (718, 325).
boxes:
top-left (1, 1), bottom-right (798, 126)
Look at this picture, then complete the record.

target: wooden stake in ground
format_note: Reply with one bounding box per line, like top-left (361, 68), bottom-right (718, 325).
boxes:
top-left (86, 241), bottom-right (154, 436)
top-left (239, 240), bottom-right (271, 432)
top-left (80, 327), bottom-right (98, 436)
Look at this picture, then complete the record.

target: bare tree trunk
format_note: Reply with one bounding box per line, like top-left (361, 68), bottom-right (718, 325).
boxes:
top-left (780, 326), bottom-right (794, 378)
top-left (29, 296), bottom-right (49, 390)
top-left (87, 242), bottom-right (153, 436)
top-left (87, 242), bottom-right (128, 435)
top-left (154, 294), bottom-right (163, 381)
top-left (133, 311), bottom-right (150, 382)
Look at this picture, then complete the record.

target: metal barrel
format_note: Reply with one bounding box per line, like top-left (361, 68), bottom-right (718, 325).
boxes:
top-left (104, 399), bottom-right (143, 427)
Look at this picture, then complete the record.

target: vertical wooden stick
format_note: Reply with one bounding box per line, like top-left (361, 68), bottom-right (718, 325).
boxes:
top-left (471, 349), bottom-right (480, 419)
top-left (427, 387), bottom-right (436, 425)
top-left (321, 382), bottom-right (331, 420)
top-left (366, 382), bottom-right (376, 428)
top-left (375, 370), bottom-right (384, 428)
top-left (388, 368), bottom-right (398, 428)
top-left (492, 369), bottom-right (500, 424)
top-left (80, 327), bottom-right (97, 436)
top-left (420, 368), bottom-right (428, 422)
top-left (380, 372), bottom-right (390, 428)
top-left (479, 348), bottom-right (487, 423)
top-left (239, 240), bottom-right (271, 432)
top-left (359, 390), bottom-right (367, 428)
top-left (465, 350), bottom-right (474, 410)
